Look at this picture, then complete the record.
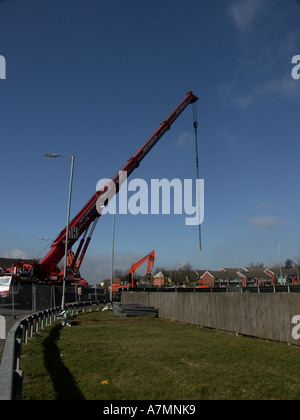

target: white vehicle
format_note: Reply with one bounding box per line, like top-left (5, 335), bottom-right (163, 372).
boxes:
top-left (0, 275), bottom-right (19, 297)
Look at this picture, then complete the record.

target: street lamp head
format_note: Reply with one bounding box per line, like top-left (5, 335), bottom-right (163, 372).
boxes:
top-left (44, 153), bottom-right (74, 160)
top-left (44, 153), bottom-right (59, 158)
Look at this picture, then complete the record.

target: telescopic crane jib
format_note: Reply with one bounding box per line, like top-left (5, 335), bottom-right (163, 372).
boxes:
top-left (4, 91), bottom-right (199, 289)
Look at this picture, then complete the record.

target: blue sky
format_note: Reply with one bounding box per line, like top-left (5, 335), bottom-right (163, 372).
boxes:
top-left (0, 0), bottom-right (300, 283)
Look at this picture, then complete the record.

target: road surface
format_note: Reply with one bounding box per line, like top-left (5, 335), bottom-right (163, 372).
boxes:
top-left (0, 304), bottom-right (33, 353)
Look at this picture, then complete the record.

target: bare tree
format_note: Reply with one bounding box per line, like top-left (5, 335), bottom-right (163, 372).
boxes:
top-left (180, 263), bottom-right (193, 271)
top-left (249, 261), bottom-right (265, 268)
top-left (284, 259), bottom-right (294, 269)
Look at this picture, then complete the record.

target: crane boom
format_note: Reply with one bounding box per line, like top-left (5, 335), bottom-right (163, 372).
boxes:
top-left (40, 91), bottom-right (198, 277)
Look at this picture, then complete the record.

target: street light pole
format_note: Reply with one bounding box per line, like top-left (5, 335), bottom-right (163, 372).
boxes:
top-left (44, 153), bottom-right (75, 310)
top-left (270, 241), bottom-right (283, 281)
top-left (99, 202), bottom-right (116, 303)
top-left (110, 207), bottom-right (116, 303)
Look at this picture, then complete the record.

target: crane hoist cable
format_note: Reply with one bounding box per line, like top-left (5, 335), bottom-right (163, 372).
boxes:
top-left (193, 102), bottom-right (202, 251)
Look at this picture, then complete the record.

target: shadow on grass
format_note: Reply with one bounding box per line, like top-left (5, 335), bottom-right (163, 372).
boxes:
top-left (42, 324), bottom-right (85, 400)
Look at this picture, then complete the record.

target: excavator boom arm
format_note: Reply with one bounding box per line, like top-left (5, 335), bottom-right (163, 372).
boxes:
top-left (128, 250), bottom-right (155, 276)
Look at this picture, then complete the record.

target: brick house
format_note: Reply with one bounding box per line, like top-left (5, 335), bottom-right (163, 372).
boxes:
top-left (237, 269), bottom-right (271, 287)
top-left (200, 270), bottom-right (239, 287)
top-left (152, 271), bottom-right (171, 287)
top-left (219, 268), bottom-right (241, 287)
top-left (264, 268), bottom-right (299, 285)
top-left (199, 271), bottom-right (218, 287)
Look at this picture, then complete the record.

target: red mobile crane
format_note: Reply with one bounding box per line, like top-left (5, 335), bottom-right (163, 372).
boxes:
top-left (0, 92), bottom-right (198, 295)
top-left (111, 250), bottom-right (155, 297)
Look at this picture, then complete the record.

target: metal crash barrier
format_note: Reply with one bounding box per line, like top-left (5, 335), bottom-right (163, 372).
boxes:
top-left (0, 301), bottom-right (102, 400)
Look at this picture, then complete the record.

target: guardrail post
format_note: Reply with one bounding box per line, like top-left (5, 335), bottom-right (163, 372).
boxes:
top-left (54, 307), bottom-right (58, 321)
top-left (23, 320), bottom-right (28, 345)
top-left (40, 312), bottom-right (44, 330)
top-left (29, 316), bottom-right (33, 339)
top-left (34, 314), bottom-right (39, 334)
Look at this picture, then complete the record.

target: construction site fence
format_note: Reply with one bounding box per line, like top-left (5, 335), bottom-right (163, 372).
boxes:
top-left (0, 300), bottom-right (103, 401)
top-left (122, 289), bottom-right (300, 347)
top-left (0, 284), bottom-right (108, 318)
top-left (120, 284), bottom-right (300, 294)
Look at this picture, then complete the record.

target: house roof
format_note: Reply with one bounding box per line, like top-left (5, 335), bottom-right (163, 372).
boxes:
top-left (164, 269), bottom-right (206, 282)
top-left (242, 266), bottom-right (265, 273)
top-left (238, 270), bottom-right (270, 279)
top-left (220, 267), bottom-right (240, 272)
top-left (265, 268), bottom-right (298, 277)
top-left (153, 271), bottom-right (165, 278)
top-left (201, 270), bottom-right (232, 279)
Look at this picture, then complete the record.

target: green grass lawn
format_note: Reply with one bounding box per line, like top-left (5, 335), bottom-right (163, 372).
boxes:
top-left (20, 308), bottom-right (300, 400)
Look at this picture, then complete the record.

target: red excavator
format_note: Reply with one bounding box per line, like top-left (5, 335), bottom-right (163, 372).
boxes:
top-left (112, 251), bottom-right (155, 298)
top-left (0, 92), bottom-right (198, 295)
